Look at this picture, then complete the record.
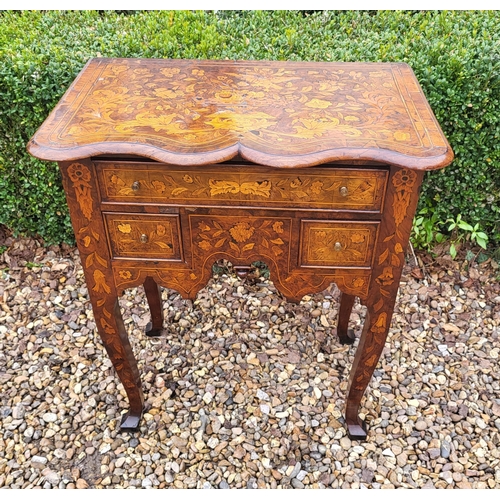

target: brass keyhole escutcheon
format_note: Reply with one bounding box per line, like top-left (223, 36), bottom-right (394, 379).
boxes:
top-left (334, 242), bottom-right (342, 252)
top-left (140, 234), bottom-right (148, 243)
top-left (340, 186), bottom-right (349, 197)
top-left (132, 181), bottom-right (140, 191)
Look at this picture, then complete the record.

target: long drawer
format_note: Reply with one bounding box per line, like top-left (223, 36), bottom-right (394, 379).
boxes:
top-left (95, 162), bottom-right (388, 212)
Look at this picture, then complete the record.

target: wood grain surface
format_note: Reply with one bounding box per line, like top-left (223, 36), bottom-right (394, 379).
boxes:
top-left (28, 58), bottom-right (453, 170)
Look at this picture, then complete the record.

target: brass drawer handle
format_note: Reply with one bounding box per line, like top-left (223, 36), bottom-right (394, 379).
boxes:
top-left (334, 242), bottom-right (342, 252)
top-left (140, 234), bottom-right (148, 243)
top-left (340, 186), bottom-right (349, 197)
top-left (132, 181), bottom-right (140, 191)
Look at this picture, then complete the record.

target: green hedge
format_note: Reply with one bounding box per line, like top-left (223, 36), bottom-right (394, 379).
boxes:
top-left (1, 10), bottom-right (499, 248)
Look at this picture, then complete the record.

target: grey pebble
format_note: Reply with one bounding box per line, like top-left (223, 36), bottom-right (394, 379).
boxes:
top-left (0, 407), bottom-right (12, 418)
top-left (361, 469), bottom-right (375, 483)
top-left (441, 440), bottom-right (451, 459)
top-left (219, 480), bottom-right (230, 489)
top-left (256, 389), bottom-right (270, 401)
top-left (246, 478), bottom-right (257, 489)
top-left (296, 470), bottom-right (307, 481)
top-left (12, 404), bottom-right (25, 420)
top-left (291, 478), bottom-right (305, 489)
top-left (23, 425), bottom-right (35, 439)
top-left (407, 406), bottom-right (417, 416)
top-left (141, 478), bottom-right (153, 488)
top-left (289, 462), bottom-right (302, 478)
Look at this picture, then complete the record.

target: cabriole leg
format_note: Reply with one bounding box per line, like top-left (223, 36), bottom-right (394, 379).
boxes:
top-left (144, 276), bottom-right (165, 337)
top-left (344, 301), bottom-right (395, 440)
top-left (93, 294), bottom-right (145, 431)
top-left (337, 292), bottom-right (356, 345)
top-left (58, 160), bottom-right (145, 430)
top-left (343, 166), bottom-right (425, 439)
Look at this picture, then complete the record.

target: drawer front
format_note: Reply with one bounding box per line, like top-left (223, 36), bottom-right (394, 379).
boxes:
top-left (189, 213), bottom-right (292, 265)
top-left (300, 220), bottom-right (379, 268)
top-left (96, 162), bottom-right (388, 212)
top-left (104, 213), bottom-right (182, 261)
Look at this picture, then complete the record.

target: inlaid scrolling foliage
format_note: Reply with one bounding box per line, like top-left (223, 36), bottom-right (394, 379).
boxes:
top-left (103, 167), bottom-right (385, 209)
top-left (392, 169), bottom-right (417, 225)
top-left (351, 168), bottom-right (419, 392)
top-left (65, 163), bottom-right (138, 393)
top-left (47, 60), bottom-right (447, 159)
top-left (68, 163), bottom-right (93, 220)
top-left (208, 179), bottom-right (271, 198)
top-left (194, 217), bottom-right (289, 259)
top-left (113, 266), bottom-right (199, 297)
top-left (283, 271), bottom-right (369, 300)
top-left (114, 220), bottom-right (174, 254)
top-left (75, 218), bottom-right (117, 341)
top-left (307, 227), bottom-right (373, 265)
top-left (376, 169), bottom-right (417, 295)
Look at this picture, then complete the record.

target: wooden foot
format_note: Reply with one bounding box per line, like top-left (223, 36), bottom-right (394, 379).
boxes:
top-left (346, 415), bottom-right (368, 440)
top-left (120, 409), bottom-right (142, 431)
top-left (144, 276), bottom-right (165, 337)
top-left (338, 293), bottom-right (356, 345)
top-left (340, 329), bottom-right (356, 345)
top-left (145, 322), bottom-right (165, 337)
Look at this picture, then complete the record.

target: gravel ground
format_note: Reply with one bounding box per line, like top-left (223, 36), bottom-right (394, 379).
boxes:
top-left (1, 235), bottom-right (500, 489)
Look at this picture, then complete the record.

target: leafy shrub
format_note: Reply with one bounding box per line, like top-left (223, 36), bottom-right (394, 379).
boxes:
top-left (1, 10), bottom-right (499, 248)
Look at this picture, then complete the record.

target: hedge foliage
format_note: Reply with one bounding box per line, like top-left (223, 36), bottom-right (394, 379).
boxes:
top-left (1, 10), bottom-right (499, 247)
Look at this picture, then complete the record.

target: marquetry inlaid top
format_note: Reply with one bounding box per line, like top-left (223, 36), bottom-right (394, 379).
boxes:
top-left (27, 58), bottom-right (453, 170)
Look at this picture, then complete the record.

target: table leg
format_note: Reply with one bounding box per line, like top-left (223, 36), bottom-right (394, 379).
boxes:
top-left (144, 276), bottom-right (165, 337)
top-left (337, 292), bottom-right (356, 345)
top-left (344, 298), bottom-right (397, 439)
top-left (342, 166), bottom-right (424, 438)
top-left (59, 160), bottom-right (145, 430)
top-left (93, 294), bottom-right (145, 430)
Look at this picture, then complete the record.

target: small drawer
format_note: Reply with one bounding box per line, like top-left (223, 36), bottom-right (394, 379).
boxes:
top-left (96, 161), bottom-right (388, 212)
top-left (104, 213), bottom-right (182, 261)
top-left (189, 213), bottom-right (292, 263)
top-left (300, 220), bottom-right (379, 268)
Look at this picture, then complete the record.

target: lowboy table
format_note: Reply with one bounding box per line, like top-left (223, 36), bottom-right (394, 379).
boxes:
top-left (28, 58), bottom-right (453, 439)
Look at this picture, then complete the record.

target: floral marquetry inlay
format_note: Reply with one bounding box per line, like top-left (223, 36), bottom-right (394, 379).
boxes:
top-left (301, 222), bottom-right (378, 268)
top-left (67, 163), bottom-right (93, 220)
top-left (99, 165), bottom-right (388, 212)
top-left (191, 215), bottom-right (291, 262)
top-left (28, 59), bottom-right (453, 169)
top-left (105, 214), bottom-right (182, 261)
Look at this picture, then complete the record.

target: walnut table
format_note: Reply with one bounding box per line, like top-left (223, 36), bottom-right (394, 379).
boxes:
top-left (27, 58), bottom-right (453, 439)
